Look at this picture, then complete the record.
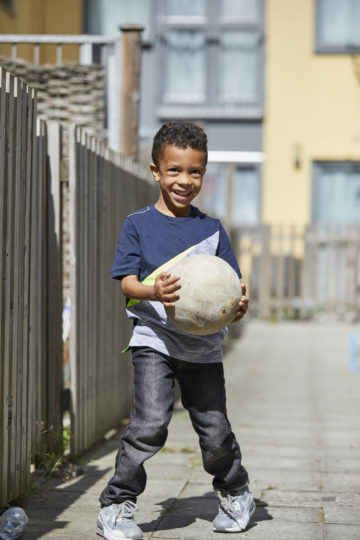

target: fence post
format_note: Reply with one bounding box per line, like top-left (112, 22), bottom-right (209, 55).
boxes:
top-left (118, 25), bottom-right (143, 159)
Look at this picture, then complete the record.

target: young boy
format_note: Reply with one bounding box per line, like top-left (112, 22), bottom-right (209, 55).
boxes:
top-left (96, 121), bottom-right (255, 540)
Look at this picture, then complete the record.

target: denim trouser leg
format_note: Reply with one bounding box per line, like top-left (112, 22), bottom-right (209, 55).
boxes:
top-left (99, 347), bottom-right (177, 506)
top-left (99, 347), bottom-right (249, 507)
top-left (177, 361), bottom-right (249, 491)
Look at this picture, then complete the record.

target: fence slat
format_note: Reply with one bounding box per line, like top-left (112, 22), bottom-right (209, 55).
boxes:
top-left (46, 122), bottom-right (63, 434)
top-left (5, 73), bottom-right (17, 502)
top-left (0, 67), bottom-right (9, 505)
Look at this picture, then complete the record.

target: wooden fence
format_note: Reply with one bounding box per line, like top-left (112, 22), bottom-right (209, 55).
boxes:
top-left (232, 224), bottom-right (360, 320)
top-left (0, 67), bottom-right (62, 506)
top-left (0, 64), bottom-right (156, 504)
top-left (68, 126), bottom-right (157, 455)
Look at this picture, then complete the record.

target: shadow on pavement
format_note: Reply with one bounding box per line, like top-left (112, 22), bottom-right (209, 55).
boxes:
top-left (140, 492), bottom-right (272, 534)
top-left (19, 465), bottom-right (110, 539)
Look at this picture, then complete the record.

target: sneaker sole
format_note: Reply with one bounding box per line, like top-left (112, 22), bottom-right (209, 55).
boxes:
top-left (213, 499), bottom-right (256, 533)
top-left (96, 524), bottom-right (143, 540)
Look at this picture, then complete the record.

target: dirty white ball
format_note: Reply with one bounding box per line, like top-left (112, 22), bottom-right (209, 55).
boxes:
top-left (165, 254), bottom-right (242, 336)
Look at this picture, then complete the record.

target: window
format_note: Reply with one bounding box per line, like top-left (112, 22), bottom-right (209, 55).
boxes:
top-left (315, 0), bottom-right (360, 53)
top-left (232, 166), bottom-right (261, 225)
top-left (312, 162), bottom-right (360, 224)
top-left (200, 163), bottom-right (261, 225)
top-left (157, 0), bottom-right (264, 119)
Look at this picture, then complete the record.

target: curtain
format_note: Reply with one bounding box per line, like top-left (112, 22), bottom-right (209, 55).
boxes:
top-left (202, 164), bottom-right (227, 219)
top-left (164, 30), bottom-right (206, 102)
top-left (219, 31), bottom-right (258, 102)
top-left (202, 165), bottom-right (260, 226)
top-left (316, 166), bottom-right (360, 224)
top-left (232, 167), bottom-right (260, 225)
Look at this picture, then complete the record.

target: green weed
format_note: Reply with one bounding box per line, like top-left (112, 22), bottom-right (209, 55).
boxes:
top-left (33, 421), bottom-right (74, 476)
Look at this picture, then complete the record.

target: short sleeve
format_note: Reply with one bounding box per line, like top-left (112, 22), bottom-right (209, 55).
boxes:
top-left (111, 217), bottom-right (141, 279)
top-left (217, 223), bottom-right (242, 278)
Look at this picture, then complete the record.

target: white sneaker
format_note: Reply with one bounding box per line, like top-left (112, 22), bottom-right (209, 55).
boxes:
top-left (96, 501), bottom-right (143, 540)
top-left (213, 485), bottom-right (256, 532)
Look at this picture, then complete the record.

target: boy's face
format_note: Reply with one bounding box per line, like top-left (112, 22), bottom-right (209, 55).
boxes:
top-left (150, 144), bottom-right (206, 217)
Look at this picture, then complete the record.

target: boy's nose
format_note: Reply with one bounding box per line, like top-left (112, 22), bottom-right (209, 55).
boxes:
top-left (178, 174), bottom-right (192, 185)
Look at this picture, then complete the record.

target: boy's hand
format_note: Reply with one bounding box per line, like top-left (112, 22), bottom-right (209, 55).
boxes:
top-left (232, 283), bottom-right (249, 322)
top-left (154, 272), bottom-right (181, 307)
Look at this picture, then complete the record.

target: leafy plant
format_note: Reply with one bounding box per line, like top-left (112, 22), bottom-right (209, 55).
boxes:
top-left (33, 421), bottom-right (74, 476)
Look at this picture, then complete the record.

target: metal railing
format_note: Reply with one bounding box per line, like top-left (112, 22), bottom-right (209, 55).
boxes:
top-left (0, 34), bottom-right (116, 65)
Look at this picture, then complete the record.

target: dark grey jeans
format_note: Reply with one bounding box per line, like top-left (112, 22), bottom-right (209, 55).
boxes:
top-left (99, 346), bottom-right (248, 506)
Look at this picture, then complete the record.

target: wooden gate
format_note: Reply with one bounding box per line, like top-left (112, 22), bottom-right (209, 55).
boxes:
top-left (231, 224), bottom-right (360, 320)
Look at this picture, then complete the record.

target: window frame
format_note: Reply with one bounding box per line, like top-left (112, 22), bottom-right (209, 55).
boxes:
top-left (155, 0), bottom-right (265, 120)
top-left (315, 0), bottom-right (360, 54)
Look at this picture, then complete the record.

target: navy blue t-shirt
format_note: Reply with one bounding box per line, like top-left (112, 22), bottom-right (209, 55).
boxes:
top-left (112, 205), bottom-right (241, 363)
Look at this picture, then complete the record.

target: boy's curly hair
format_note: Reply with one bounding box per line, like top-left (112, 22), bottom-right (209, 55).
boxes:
top-left (151, 121), bottom-right (208, 168)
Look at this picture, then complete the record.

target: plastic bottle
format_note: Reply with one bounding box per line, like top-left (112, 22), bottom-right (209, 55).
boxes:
top-left (0, 507), bottom-right (28, 539)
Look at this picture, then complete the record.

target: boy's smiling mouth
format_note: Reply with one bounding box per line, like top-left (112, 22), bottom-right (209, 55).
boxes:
top-left (172, 189), bottom-right (193, 199)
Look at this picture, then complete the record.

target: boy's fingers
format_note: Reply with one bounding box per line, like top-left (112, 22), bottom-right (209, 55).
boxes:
top-left (167, 274), bottom-right (180, 284)
top-left (162, 297), bottom-right (179, 307)
top-left (166, 293), bottom-right (180, 302)
top-left (158, 272), bottom-right (180, 284)
top-left (164, 282), bottom-right (181, 293)
top-left (162, 291), bottom-right (180, 303)
top-left (158, 271), bottom-right (170, 281)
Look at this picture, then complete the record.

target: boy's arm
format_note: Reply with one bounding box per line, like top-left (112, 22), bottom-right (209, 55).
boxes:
top-left (122, 273), bottom-right (181, 307)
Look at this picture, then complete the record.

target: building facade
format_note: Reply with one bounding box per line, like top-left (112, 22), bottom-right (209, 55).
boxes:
top-left (85, 0), bottom-right (360, 230)
top-left (3, 0), bottom-right (360, 230)
top-left (264, 0), bottom-right (360, 229)
top-left (84, 0), bottom-right (265, 227)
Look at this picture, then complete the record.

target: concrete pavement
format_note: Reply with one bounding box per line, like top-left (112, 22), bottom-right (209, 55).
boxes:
top-left (20, 320), bottom-right (360, 539)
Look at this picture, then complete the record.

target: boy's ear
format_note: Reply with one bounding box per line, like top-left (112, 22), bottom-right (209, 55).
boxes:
top-left (150, 163), bottom-right (160, 182)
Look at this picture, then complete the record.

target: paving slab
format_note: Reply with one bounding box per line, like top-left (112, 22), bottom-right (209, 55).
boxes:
top-left (323, 523), bottom-right (360, 539)
top-left (324, 505), bottom-right (360, 525)
top-left (17, 320), bottom-right (360, 538)
top-left (321, 471), bottom-right (360, 492)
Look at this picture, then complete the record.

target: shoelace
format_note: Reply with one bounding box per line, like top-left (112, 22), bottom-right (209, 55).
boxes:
top-left (114, 501), bottom-right (138, 521)
top-left (218, 492), bottom-right (245, 517)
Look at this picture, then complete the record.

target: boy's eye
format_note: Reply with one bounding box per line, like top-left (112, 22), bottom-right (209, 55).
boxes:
top-left (192, 170), bottom-right (202, 176)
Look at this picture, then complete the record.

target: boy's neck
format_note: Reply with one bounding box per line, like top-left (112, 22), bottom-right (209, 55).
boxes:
top-left (154, 201), bottom-right (192, 217)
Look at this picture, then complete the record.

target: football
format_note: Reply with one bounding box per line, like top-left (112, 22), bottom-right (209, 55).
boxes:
top-left (165, 254), bottom-right (242, 335)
